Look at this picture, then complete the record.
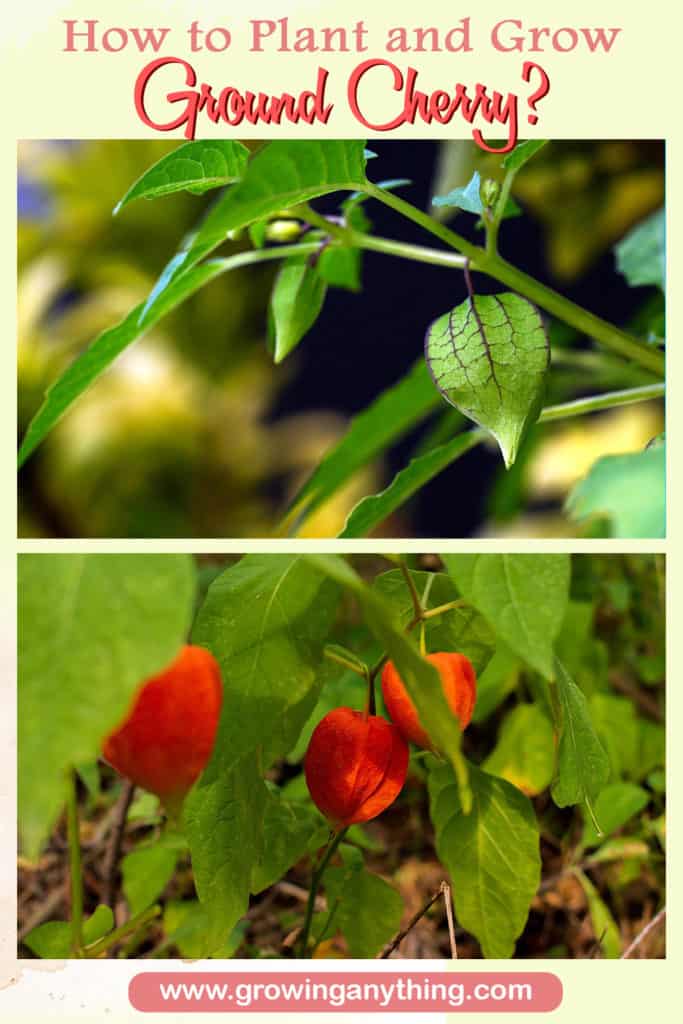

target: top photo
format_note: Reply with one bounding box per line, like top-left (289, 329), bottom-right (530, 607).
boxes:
top-left (17, 138), bottom-right (665, 540)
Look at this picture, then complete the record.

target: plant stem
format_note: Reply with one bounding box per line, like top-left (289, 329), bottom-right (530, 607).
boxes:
top-left (324, 645), bottom-right (368, 679)
top-left (486, 168), bottom-right (516, 257)
top-left (364, 182), bottom-right (481, 262)
top-left (378, 881), bottom-right (449, 958)
top-left (84, 905), bottom-right (161, 959)
top-left (399, 561), bottom-right (423, 622)
top-left (310, 898), bottom-right (341, 957)
top-left (485, 255), bottom-right (665, 377)
top-left (422, 599), bottom-right (467, 620)
top-left (620, 906), bottom-right (666, 959)
top-left (350, 232), bottom-right (468, 270)
top-left (298, 829), bottom-right (347, 958)
top-left (103, 780), bottom-right (135, 909)
top-left (66, 768), bottom-right (84, 956)
top-left (364, 184), bottom-right (665, 378)
top-left (539, 383), bottom-right (664, 423)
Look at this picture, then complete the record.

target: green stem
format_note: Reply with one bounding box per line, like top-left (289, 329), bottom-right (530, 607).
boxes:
top-left (364, 184), bottom-right (665, 378)
top-left (298, 829), bottom-right (347, 958)
top-left (298, 204), bottom-right (350, 243)
top-left (350, 232), bottom-right (468, 270)
top-left (485, 255), bottom-right (665, 377)
top-left (399, 561), bottom-right (423, 622)
top-left (323, 644), bottom-right (368, 679)
top-left (66, 769), bottom-right (84, 956)
top-left (486, 168), bottom-right (515, 256)
top-left (364, 182), bottom-right (481, 262)
top-left (422, 599), bottom-right (467, 620)
top-left (310, 898), bottom-right (341, 957)
top-left (84, 905), bottom-right (161, 959)
top-left (539, 383), bottom-right (664, 423)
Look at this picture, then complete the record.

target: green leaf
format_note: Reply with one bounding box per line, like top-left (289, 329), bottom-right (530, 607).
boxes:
top-left (483, 704), bottom-right (555, 796)
top-left (269, 255), bottom-right (327, 363)
top-left (372, 569), bottom-right (495, 676)
top-left (143, 140), bottom-right (368, 318)
top-left (192, 554), bottom-right (339, 766)
top-left (428, 760), bottom-right (540, 958)
top-left (472, 646), bottom-right (521, 723)
top-left (306, 555), bottom-right (471, 809)
top-left (251, 785), bottom-right (319, 894)
top-left (183, 753), bottom-right (266, 957)
top-left (635, 720), bottom-right (665, 780)
top-left (582, 783), bottom-right (650, 848)
top-left (574, 870), bottom-right (621, 958)
top-left (339, 430), bottom-right (482, 538)
top-left (325, 854), bottom-right (403, 957)
top-left (162, 901), bottom-right (246, 959)
top-left (282, 360), bottom-right (440, 533)
top-left (555, 601), bottom-right (595, 683)
top-left (432, 171), bottom-right (484, 214)
top-left (551, 658), bottom-right (610, 826)
top-left (317, 246), bottom-right (361, 291)
top-left (23, 905), bottom-right (114, 959)
top-left (425, 293), bottom-right (549, 467)
top-left (185, 554), bottom-right (339, 954)
top-left (441, 553), bottom-right (570, 678)
top-left (502, 140), bottom-right (549, 172)
top-left (18, 554), bottom-right (196, 859)
top-left (615, 208), bottom-right (665, 290)
top-left (566, 443), bottom-right (665, 539)
top-left (114, 141), bottom-right (249, 214)
top-left (589, 694), bottom-right (640, 780)
top-left (122, 833), bottom-right (187, 915)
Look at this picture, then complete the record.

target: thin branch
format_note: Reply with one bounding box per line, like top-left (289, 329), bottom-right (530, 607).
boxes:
top-left (102, 781), bottom-right (135, 910)
top-left (378, 884), bottom-right (445, 959)
top-left (297, 829), bottom-right (347, 958)
top-left (621, 907), bottom-right (666, 959)
top-left (442, 882), bottom-right (458, 959)
top-left (399, 561), bottom-right (423, 622)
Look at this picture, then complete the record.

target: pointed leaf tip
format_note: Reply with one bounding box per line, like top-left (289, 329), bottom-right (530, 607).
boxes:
top-left (425, 292), bottom-right (549, 467)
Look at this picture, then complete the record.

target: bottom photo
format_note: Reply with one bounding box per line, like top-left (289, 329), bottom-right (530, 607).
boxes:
top-left (17, 552), bottom-right (665, 960)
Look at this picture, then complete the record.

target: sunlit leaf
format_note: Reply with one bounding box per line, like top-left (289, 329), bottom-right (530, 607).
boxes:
top-left (18, 554), bottom-right (196, 859)
top-left (269, 254), bottom-right (327, 363)
top-left (429, 760), bottom-right (540, 958)
top-left (442, 554), bottom-right (570, 679)
top-left (114, 141), bottom-right (249, 213)
top-left (551, 658), bottom-right (610, 827)
top-left (566, 442), bottom-right (665, 538)
top-left (339, 430), bottom-right (482, 538)
top-left (425, 293), bottom-right (549, 467)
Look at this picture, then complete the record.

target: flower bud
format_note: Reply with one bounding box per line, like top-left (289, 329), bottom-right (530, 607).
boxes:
top-left (102, 645), bottom-right (222, 807)
top-left (381, 652), bottom-right (477, 749)
top-left (481, 177), bottom-right (501, 209)
top-left (264, 219), bottom-right (304, 243)
top-left (304, 707), bottom-right (409, 829)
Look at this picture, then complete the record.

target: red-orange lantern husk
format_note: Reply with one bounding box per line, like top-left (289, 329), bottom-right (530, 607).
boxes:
top-left (102, 644), bottom-right (222, 806)
top-left (381, 652), bottom-right (477, 749)
top-left (304, 707), bottom-right (409, 829)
